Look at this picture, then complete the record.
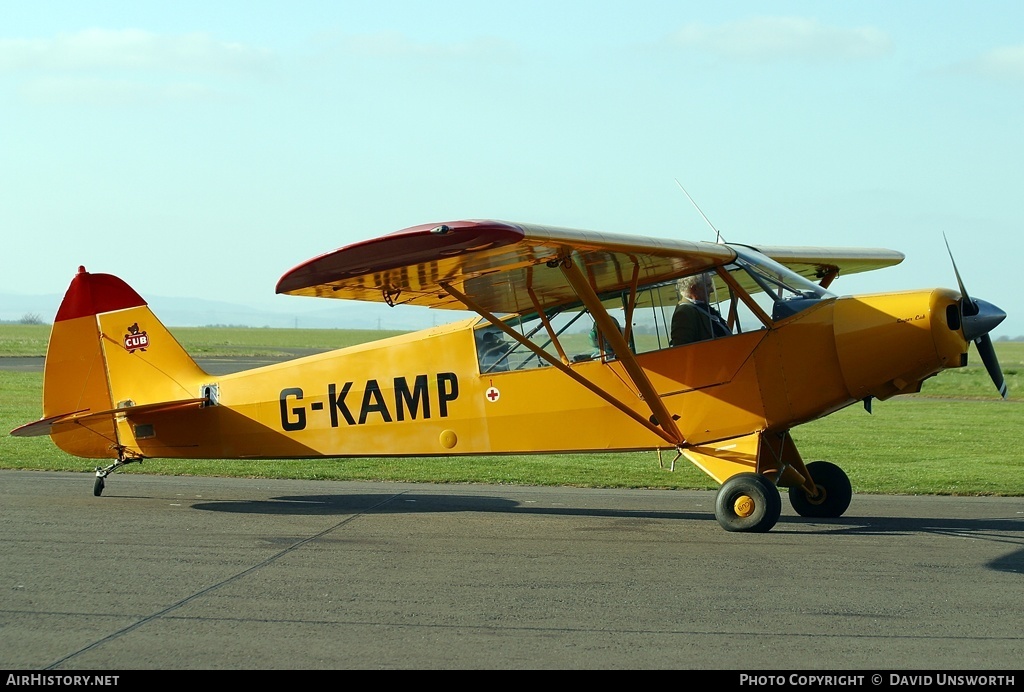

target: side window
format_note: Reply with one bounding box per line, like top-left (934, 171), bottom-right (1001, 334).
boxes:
top-left (473, 256), bottom-right (812, 373)
top-left (719, 268), bottom-right (770, 334)
top-left (475, 305), bottom-right (630, 373)
top-left (475, 327), bottom-right (513, 372)
top-left (629, 274), bottom-right (752, 353)
top-left (579, 308), bottom-right (627, 362)
top-left (628, 284), bottom-right (676, 354)
top-left (475, 309), bottom-right (588, 373)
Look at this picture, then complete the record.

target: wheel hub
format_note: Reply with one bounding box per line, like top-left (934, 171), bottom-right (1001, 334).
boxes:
top-left (733, 494), bottom-right (756, 518)
top-left (806, 485), bottom-right (828, 506)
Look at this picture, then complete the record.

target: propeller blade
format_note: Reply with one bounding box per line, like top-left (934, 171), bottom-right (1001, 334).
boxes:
top-left (943, 233), bottom-right (976, 315)
top-left (975, 334), bottom-right (1009, 399)
top-left (943, 235), bottom-right (1008, 399)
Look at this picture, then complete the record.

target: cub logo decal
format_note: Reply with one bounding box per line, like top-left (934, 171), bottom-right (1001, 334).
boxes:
top-left (124, 323), bottom-right (150, 353)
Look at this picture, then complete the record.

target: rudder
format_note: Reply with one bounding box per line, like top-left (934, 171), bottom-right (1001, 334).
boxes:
top-left (42, 266), bottom-right (208, 458)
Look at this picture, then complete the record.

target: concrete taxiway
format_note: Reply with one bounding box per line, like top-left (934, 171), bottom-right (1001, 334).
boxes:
top-left (1, 470), bottom-right (1021, 670)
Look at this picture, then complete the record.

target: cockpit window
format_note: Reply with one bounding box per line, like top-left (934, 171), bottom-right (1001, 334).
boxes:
top-left (472, 245), bottom-right (835, 372)
top-left (476, 327), bottom-right (514, 372)
top-left (474, 302), bottom-right (628, 373)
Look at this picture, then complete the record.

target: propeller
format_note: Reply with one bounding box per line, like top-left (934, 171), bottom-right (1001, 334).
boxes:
top-left (944, 235), bottom-right (1008, 399)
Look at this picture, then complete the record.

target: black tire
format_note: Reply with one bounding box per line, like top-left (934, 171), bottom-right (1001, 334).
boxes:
top-left (714, 473), bottom-right (782, 533)
top-left (788, 460), bottom-right (852, 518)
top-left (93, 476), bottom-right (104, 497)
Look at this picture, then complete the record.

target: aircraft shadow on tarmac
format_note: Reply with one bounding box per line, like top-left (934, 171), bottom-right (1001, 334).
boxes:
top-left (183, 491), bottom-right (1024, 575)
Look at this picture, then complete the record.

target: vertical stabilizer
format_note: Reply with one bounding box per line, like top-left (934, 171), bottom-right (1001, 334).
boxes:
top-left (42, 267), bottom-right (208, 458)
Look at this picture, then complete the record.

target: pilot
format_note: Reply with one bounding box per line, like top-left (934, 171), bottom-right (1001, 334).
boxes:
top-left (670, 272), bottom-right (730, 346)
top-left (478, 330), bottom-right (510, 371)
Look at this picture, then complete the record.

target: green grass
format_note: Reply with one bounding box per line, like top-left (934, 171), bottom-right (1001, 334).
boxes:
top-left (0, 324), bottom-right (50, 356)
top-left (2, 327), bottom-right (1022, 495)
top-left (0, 324), bottom-right (408, 357)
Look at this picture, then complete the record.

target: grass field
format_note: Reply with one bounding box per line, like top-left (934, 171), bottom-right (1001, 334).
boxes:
top-left (0, 323), bottom-right (410, 357)
top-left (2, 325), bottom-right (1022, 495)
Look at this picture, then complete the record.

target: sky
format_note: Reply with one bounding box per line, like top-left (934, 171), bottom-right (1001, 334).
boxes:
top-left (2, 1), bottom-right (1023, 337)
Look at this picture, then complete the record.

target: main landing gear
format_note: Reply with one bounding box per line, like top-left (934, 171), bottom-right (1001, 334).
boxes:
top-left (715, 473), bottom-right (781, 532)
top-left (787, 460), bottom-right (853, 519)
top-left (93, 448), bottom-right (145, 496)
top-left (713, 461), bottom-right (852, 532)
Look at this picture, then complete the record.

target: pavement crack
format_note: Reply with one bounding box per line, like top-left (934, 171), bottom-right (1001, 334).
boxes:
top-left (43, 490), bottom-right (409, 669)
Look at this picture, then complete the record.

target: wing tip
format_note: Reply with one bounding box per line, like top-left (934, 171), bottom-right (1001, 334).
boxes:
top-left (276, 220), bottom-right (525, 296)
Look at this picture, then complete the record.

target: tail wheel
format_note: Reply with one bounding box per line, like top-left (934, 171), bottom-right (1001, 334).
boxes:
top-left (714, 473), bottom-right (782, 533)
top-left (788, 460), bottom-right (852, 518)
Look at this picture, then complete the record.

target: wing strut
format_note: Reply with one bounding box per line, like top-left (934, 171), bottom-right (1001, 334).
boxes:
top-left (438, 281), bottom-right (678, 445)
top-left (526, 267), bottom-right (570, 365)
top-left (621, 261), bottom-right (641, 347)
top-left (559, 255), bottom-right (686, 446)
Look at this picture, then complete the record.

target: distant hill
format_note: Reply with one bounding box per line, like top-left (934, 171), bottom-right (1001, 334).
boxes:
top-left (0, 292), bottom-right (472, 331)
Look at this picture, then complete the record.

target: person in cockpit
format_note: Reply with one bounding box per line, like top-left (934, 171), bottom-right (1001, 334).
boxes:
top-left (478, 329), bottom-right (510, 371)
top-left (587, 315), bottom-right (623, 359)
top-left (670, 272), bottom-right (730, 346)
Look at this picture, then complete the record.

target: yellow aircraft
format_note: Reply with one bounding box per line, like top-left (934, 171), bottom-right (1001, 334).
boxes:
top-left (11, 220), bottom-right (1009, 533)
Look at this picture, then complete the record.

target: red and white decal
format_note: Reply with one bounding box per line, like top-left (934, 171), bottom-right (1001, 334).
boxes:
top-left (124, 323), bottom-right (150, 353)
top-left (485, 386), bottom-right (500, 403)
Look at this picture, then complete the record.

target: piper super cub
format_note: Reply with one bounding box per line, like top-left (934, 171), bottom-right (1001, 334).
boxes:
top-left (12, 219), bottom-right (1008, 533)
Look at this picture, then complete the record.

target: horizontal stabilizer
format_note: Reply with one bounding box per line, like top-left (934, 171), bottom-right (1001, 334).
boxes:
top-left (10, 398), bottom-right (209, 438)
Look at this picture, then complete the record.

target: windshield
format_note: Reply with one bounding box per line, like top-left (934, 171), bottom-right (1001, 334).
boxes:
top-left (729, 245), bottom-right (835, 302)
top-left (725, 246), bottom-right (834, 322)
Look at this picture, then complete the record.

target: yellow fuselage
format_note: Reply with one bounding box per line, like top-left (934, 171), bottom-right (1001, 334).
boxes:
top-left (48, 288), bottom-right (967, 463)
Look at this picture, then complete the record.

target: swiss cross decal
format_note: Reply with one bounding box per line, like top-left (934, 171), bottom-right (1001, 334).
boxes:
top-left (124, 322), bottom-right (150, 353)
top-left (485, 386), bottom-right (500, 403)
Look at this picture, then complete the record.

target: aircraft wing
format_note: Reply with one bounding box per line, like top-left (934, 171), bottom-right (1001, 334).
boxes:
top-left (276, 220), bottom-right (903, 315)
top-left (740, 244), bottom-right (905, 286)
